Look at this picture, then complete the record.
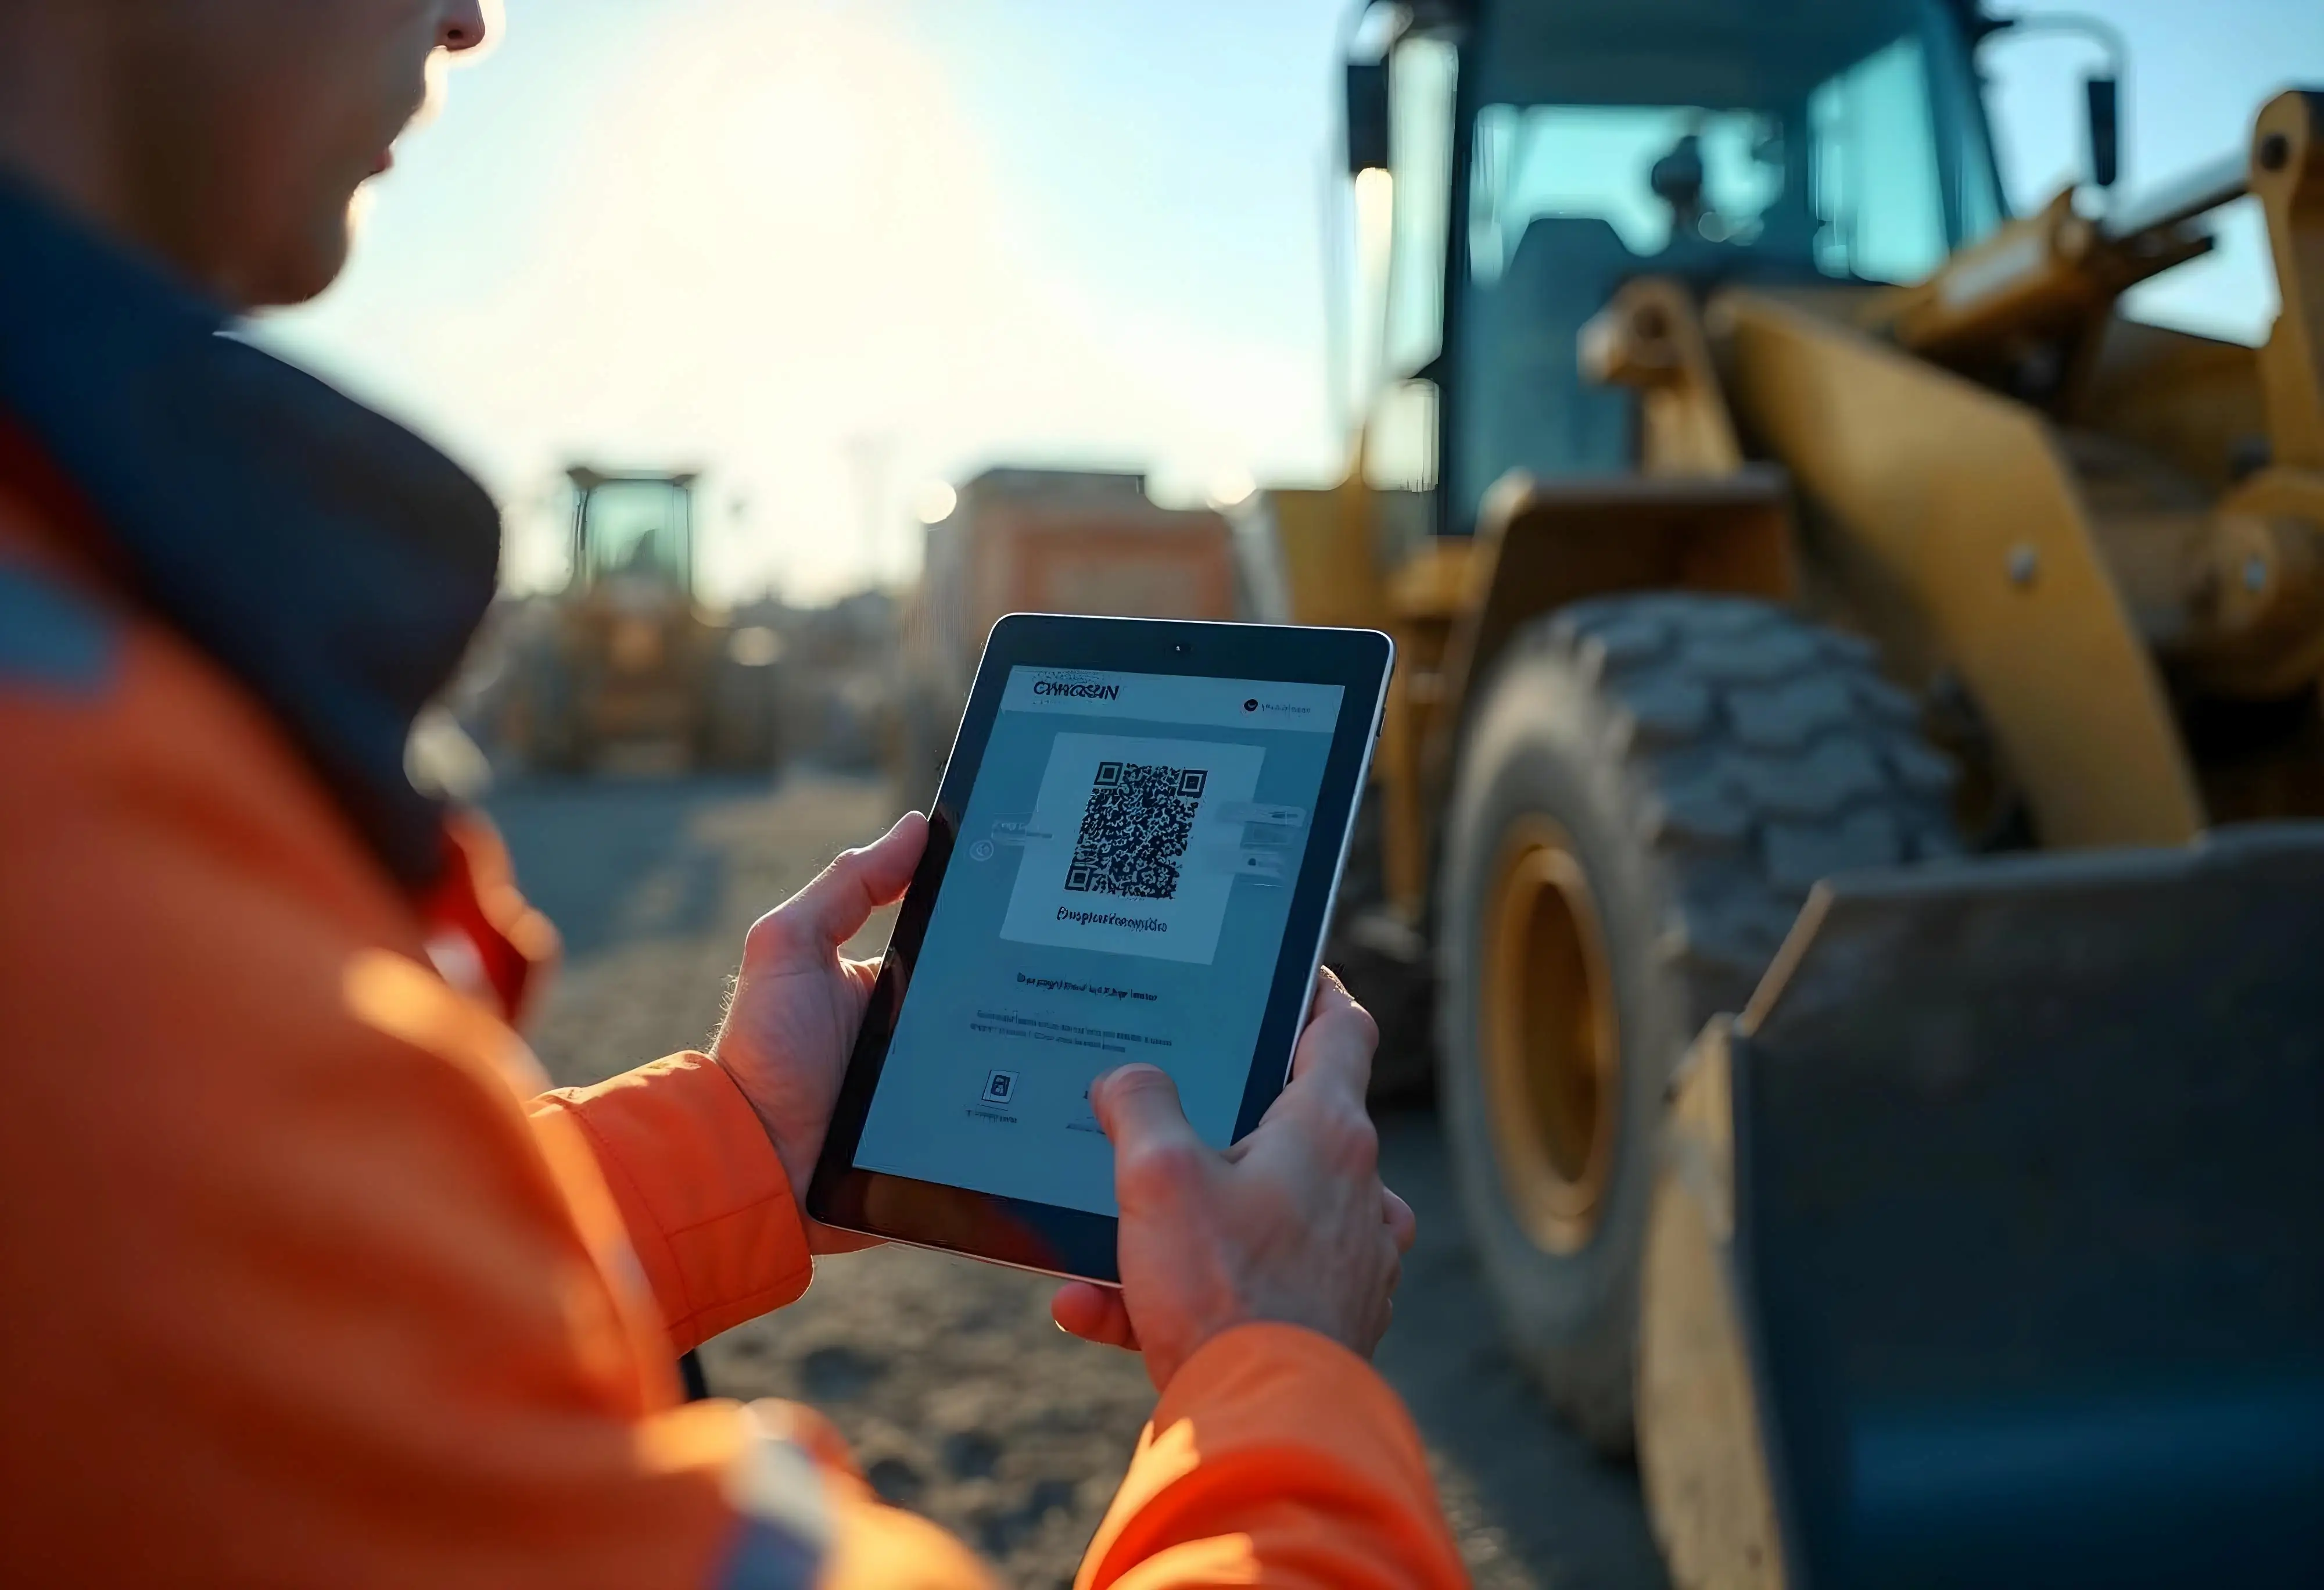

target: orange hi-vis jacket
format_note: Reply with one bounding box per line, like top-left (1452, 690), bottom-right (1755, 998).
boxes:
top-left (0, 177), bottom-right (1467, 1587)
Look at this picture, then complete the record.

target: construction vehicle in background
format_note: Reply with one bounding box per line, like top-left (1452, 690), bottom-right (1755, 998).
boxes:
top-left (892, 467), bottom-right (1240, 799)
top-left (1283, 0), bottom-right (2323, 1582)
top-left (502, 465), bottom-right (781, 774)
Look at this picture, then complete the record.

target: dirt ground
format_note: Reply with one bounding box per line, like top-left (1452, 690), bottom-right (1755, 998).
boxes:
top-left (493, 771), bottom-right (1667, 1590)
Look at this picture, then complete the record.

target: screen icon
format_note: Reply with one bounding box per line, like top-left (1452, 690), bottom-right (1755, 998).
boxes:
top-left (981, 1069), bottom-right (1018, 1105)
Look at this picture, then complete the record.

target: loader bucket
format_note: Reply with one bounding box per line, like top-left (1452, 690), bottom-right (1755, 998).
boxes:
top-left (1729, 826), bottom-right (2324, 1589)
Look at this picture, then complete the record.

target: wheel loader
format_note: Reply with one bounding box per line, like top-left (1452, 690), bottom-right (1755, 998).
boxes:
top-left (1276, 2), bottom-right (2324, 1582)
top-left (502, 465), bottom-right (781, 774)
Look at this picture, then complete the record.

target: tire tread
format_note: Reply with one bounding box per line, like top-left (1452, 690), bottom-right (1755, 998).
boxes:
top-left (1438, 594), bottom-right (1959, 1453)
top-left (1545, 595), bottom-right (1954, 977)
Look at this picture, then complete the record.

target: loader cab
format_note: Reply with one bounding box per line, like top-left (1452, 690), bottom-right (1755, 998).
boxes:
top-left (568, 467), bottom-right (700, 598)
top-left (1347, 0), bottom-right (2010, 536)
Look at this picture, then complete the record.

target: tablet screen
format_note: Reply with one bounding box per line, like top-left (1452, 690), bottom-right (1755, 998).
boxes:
top-left (851, 665), bottom-right (1346, 1216)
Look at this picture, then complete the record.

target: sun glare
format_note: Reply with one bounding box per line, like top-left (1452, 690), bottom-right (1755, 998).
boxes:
top-left (914, 481), bottom-right (959, 524)
top-left (271, 0), bottom-right (1335, 606)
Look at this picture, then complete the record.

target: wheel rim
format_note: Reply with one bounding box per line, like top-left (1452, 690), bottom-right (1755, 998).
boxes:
top-left (1480, 819), bottom-right (1620, 1255)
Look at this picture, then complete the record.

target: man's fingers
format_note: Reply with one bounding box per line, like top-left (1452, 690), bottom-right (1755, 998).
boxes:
top-left (1288, 968), bottom-right (1378, 1101)
top-left (1309, 963), bottom-right (1355, 1021)
top-left (1383, 1185), bottom-right (1417, 1253)
top-left (1052, 1283), bottom-right (1139, 1351)
top-left (765, 812), bottom-right (927, 952)
top-left (1093, 1065), bottom-right (1200, 1150)
top-left (804, 1220), bottom-right (884, 1256)
top-left (1093, 1065), bottom-right (1213, 1203)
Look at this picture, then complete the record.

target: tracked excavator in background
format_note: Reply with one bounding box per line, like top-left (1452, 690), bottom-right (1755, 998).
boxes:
top-left (1275, 1), bottom-right (2324, 1582)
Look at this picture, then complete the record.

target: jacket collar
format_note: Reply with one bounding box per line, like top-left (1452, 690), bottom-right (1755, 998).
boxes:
top-left (0, 173), bottom-right (498, 890)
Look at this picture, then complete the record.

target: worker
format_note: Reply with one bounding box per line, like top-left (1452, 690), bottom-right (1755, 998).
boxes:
top-left (0, 3), bottom-right (1462, 1587)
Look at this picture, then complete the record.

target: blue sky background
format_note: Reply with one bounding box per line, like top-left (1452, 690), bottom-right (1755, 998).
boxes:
top-left (263, 0), bottom-right (2324, 601)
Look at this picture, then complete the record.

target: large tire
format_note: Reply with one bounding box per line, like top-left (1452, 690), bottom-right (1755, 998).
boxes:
top-left (511, 642), bottom-right (590, 775)
top-left (1436, 594), bottom-right (1959, 1455)
top-left (701, 654), bottom-right (782, 773)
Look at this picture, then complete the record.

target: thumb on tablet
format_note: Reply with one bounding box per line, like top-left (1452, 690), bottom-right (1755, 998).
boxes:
top-left (1092, 1065), bottom-right (1209, 1190)
top-left (780, 811), bottom-right (927, 951)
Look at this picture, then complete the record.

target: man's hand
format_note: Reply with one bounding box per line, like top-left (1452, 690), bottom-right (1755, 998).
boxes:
top-left (712, 811), bottom-right (927, 1254)
top-left (1052, 969), bottom-right (1418, 1388)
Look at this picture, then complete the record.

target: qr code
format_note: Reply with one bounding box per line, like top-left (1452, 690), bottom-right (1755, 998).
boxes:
top-left (1064, 761), bottom-right (1208, 899)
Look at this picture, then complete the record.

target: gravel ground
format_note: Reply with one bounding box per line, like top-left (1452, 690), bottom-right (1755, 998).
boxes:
top-left (492, 770), bottom-right (1666, 1590)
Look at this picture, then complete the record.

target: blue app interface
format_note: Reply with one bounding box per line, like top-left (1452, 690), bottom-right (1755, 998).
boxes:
top-left (853, 665), bottom-right (1347, 1216)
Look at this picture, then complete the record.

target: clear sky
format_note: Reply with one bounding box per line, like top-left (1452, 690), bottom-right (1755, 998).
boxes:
top-left (261, 0), bottom-right (2324, 603)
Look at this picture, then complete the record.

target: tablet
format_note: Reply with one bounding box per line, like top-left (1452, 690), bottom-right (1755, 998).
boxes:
top-left (807, 615), bottom-right (1394, 1283)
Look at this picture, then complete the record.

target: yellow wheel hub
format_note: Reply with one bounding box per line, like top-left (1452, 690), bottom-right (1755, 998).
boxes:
top-left (1480, 819), bottom-right (1620, 1255)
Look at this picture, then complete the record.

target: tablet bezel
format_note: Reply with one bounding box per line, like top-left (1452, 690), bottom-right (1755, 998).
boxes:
top-left (805, 614), bottom-right (1393, 1284)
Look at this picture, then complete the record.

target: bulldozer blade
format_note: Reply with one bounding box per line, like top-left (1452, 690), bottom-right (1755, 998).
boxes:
top-left (1727, 825), bottom-right (2324, 1590)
